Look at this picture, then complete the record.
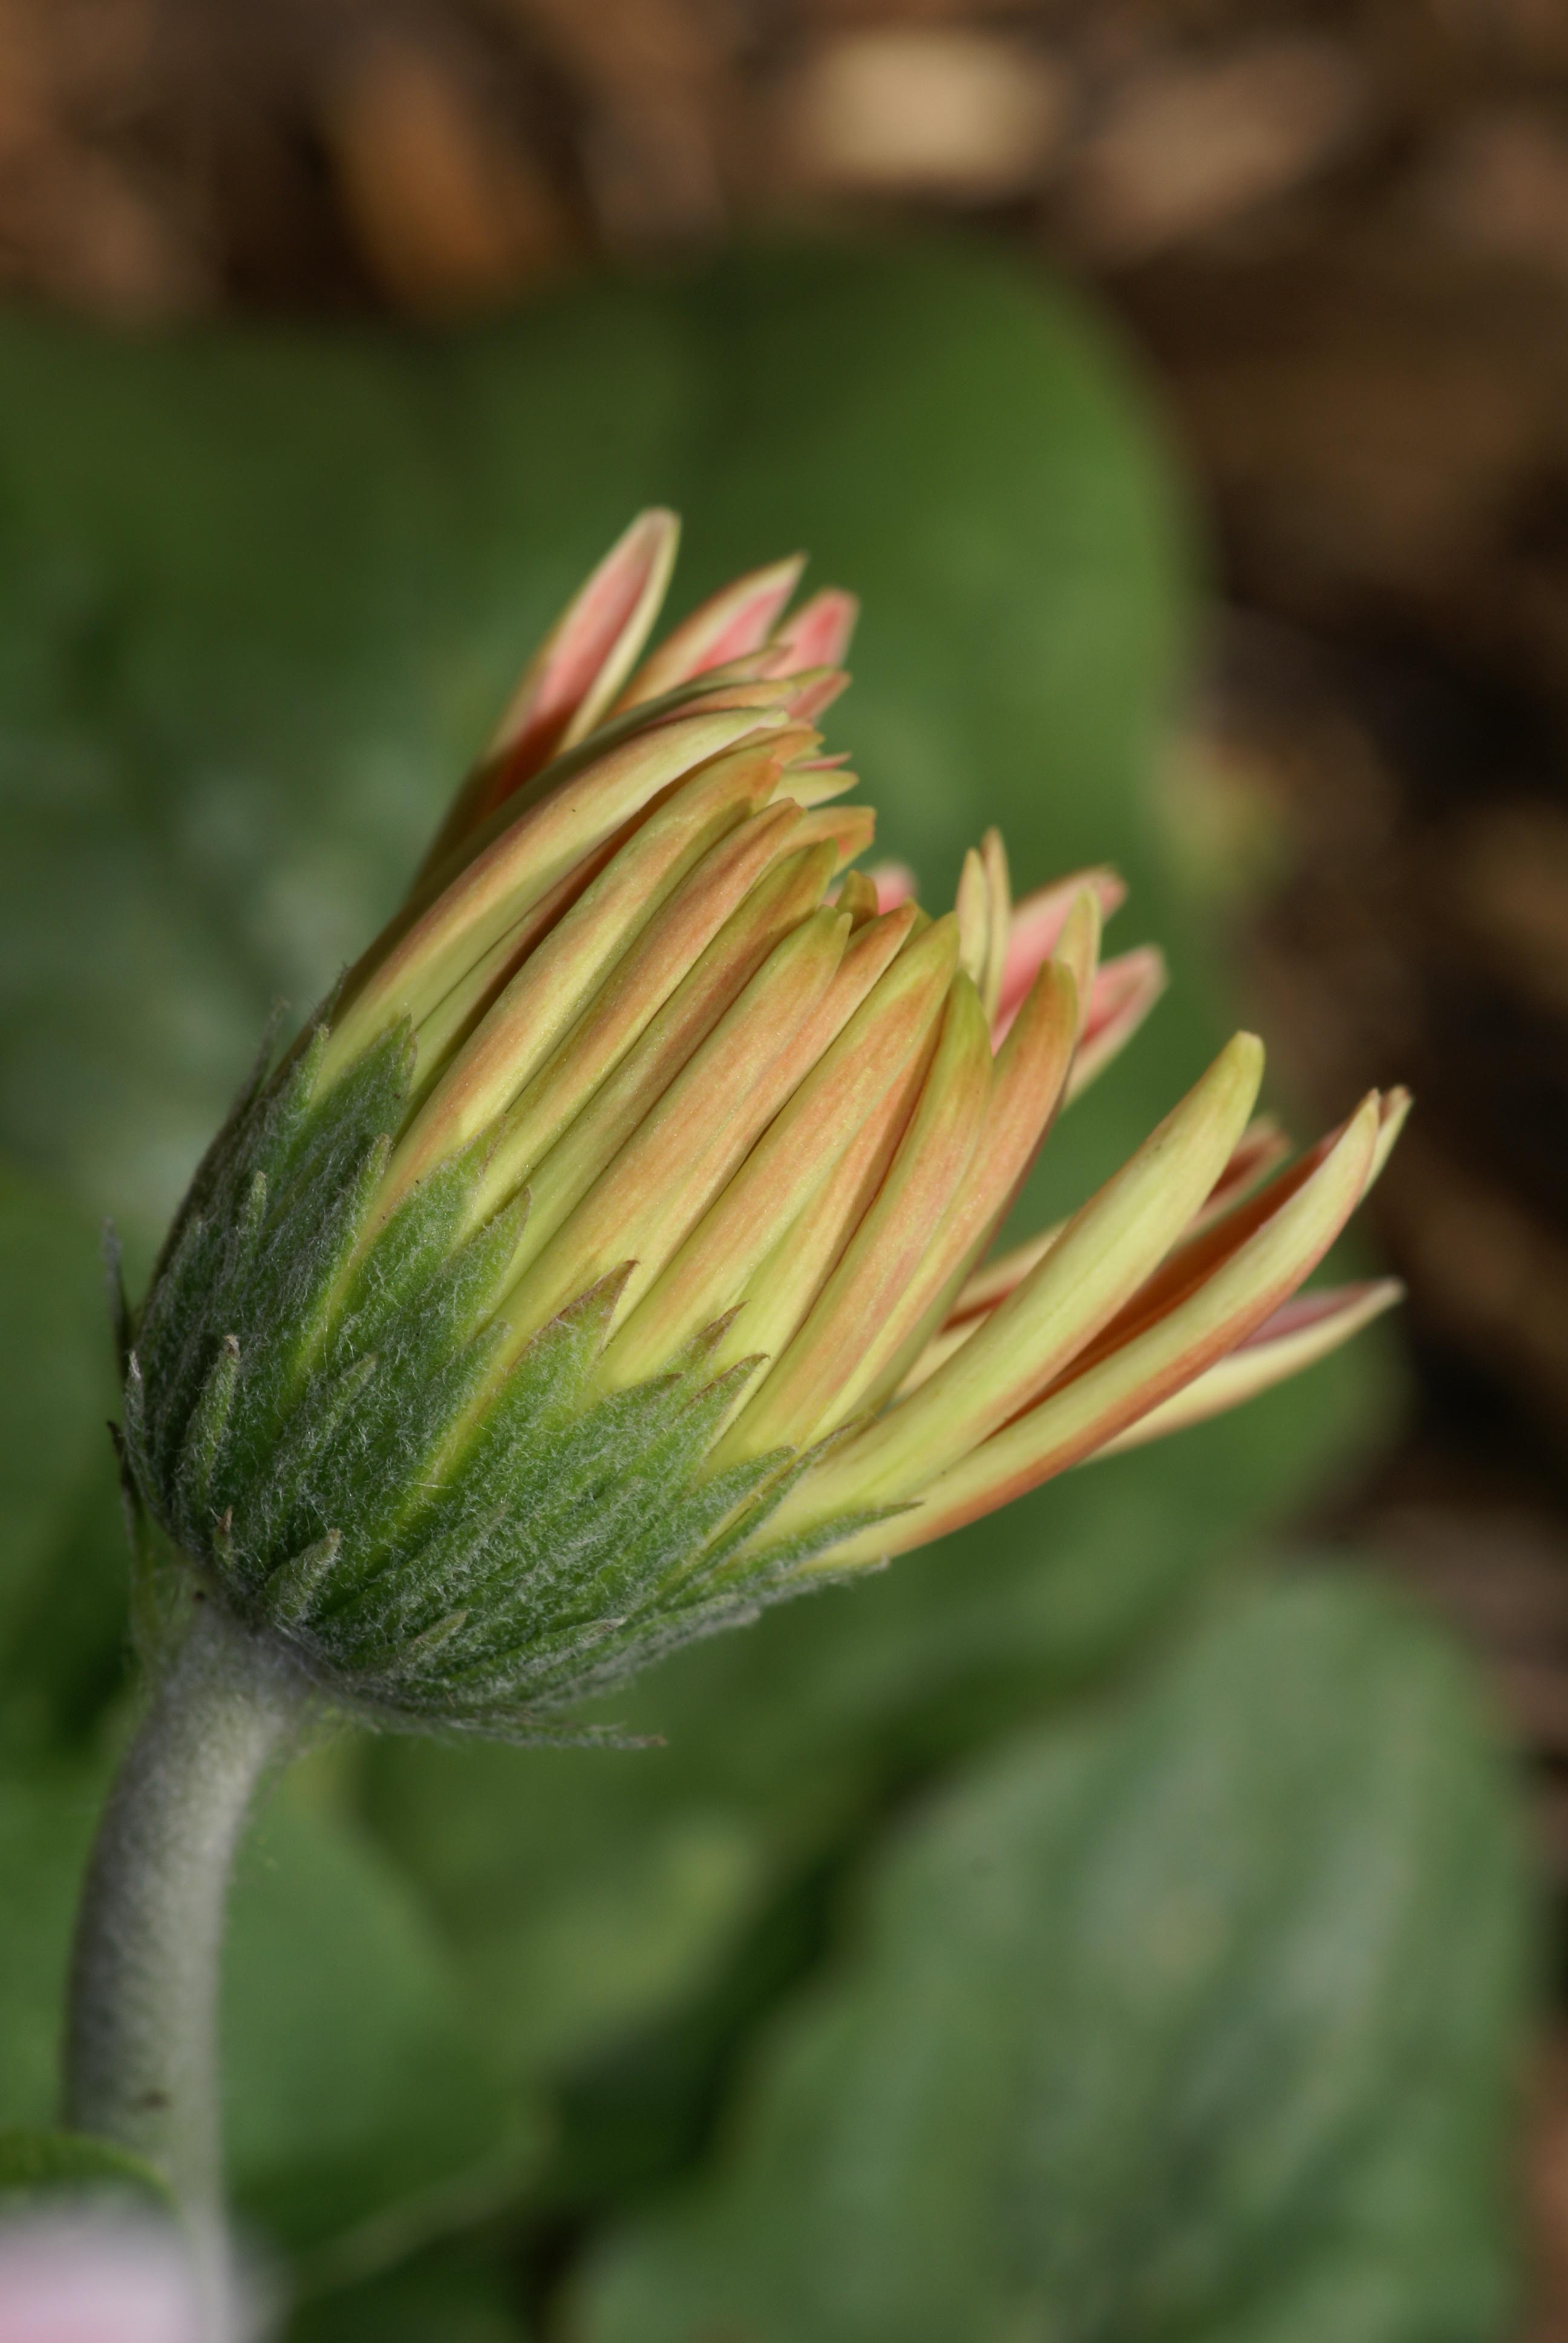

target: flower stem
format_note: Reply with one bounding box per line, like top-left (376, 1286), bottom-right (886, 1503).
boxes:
top-left (64, 1593), bottom-right (307, 2221)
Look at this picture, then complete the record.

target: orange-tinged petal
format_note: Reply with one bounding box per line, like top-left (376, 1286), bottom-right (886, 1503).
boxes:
top-left (656, 672), bottom-right (839, 723)
top-left (614, 556), bottom-right (808, 711)
top-left (790, 803), bottom-right (877, 864)
top-left (772, 760), bottom-right (862, 811)
top-left (938, 1104), bottom-right (1292, 1355)
top-left (1071, 1084), bottom-right (1399, 1376)
top-left (835, 869), bottom-right (880, 927)
top-left (862, 956), bottom-right (1081, 1410)
top-left (494, 906), bottom-right (850, 1352)
top-left (322, 704), bottom-right (789, 1083)
top-left (719, 973), bottom-right (993, 1458)
top-left (765, 1032), bottom-right (1266, 1527)
top-left (710, 1050), bottom-right (932, 1401)
top-left (391, 793), bottom-right (809, 1230)
top-left (415, 510), bottom-right (679, 877)
top-left (473, 839), bottom-right (843, 1259)
top-left (600, 907), bottom-right (948, 1389)
top-left (385, 744), bottom-right (783, 1200)
top-left (818, 1093), bottom-right (1381, 1562)
top-left (1093, 1279), bottom-right (1403, 1456)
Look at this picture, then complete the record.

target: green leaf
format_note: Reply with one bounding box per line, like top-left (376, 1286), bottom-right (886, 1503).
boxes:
top-left (0, 1742), bottom-right (536, 2260)
top-left (0, 2125), bottom-right (171, 2207)
top-left (571, 1575), bottom-right (1531, 2343)
top-left (223, 1760), bottom-right (539, 2252)
top-left (0, 242), bottom-right (1189, 1263)
top-left (0, 1758), bottom-right (100, 2130)
top-left (287, 2241), bottom-right (534, 2343)
top-left (0, 1162), bottom-right (129, 1751)
top-left (362, 1338), bottom-right (1395, 2144)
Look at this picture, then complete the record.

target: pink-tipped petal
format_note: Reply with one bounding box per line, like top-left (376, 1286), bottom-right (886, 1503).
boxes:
top-left (614, 555), bottom-right (808, 711)
top-left (323, 705), bottom-right (789, 1083)
top-left (417, 510), bottom-right (679, 876)
top-left (996, 867), bottom-right (1126, 1024)
top-left (766, 1032), bottom-right (1266, 1530)
top-left (1094, 1279), bottom-right (1403, 1455)
top-left (868, 861), bottom-right (918, 913)
top-left (1061, 946), bottom-right (1168, 1096)
top-left (822, 1093), bottom-right (1382, 1563)
top-left (772, 587), bottom-right (860, 669)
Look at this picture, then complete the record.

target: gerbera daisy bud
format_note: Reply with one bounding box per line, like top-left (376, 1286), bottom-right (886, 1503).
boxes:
top-left (119, 513), bottom-right (1405, 1737)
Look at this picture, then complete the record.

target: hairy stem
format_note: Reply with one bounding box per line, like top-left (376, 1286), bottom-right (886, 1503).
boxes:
top-left (64, 1593), bottom-right (307, 2221)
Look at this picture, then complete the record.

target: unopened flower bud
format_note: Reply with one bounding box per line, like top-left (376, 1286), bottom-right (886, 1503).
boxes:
top-left (120, 513), bottom-right (1405, 1735)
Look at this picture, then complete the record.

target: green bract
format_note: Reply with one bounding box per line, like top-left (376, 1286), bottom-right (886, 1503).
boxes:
top-left (123, 1023), bottom-right (871, 1736)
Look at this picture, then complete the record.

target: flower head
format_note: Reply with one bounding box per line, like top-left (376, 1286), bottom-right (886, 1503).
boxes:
top-left (122, 513), bottom-right (1405, 1734)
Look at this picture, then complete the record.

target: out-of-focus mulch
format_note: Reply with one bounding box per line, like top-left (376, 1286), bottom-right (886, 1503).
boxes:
top-left (3, 0), bottom-right (1568, 2319)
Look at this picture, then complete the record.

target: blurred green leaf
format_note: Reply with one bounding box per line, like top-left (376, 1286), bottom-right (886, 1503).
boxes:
top-left (571, 1575), bottom-right (1530, 2343)
top-left (0, 241), bottom-right (1190, 1260)
top-left (363, 1342), bottom-right (1394, 2133)
top-left (0, 241), bottom-right (1417, 2291)
top-left (0, 1164), bottom-right (128, 1750)
top-left (0, 2125), bottom-right (171, 2206)
top-left (0, 1759), bottom-right (99, 2129)
top-left (223, 1767), bottom-right (538, 2252)
top-left (287, 2241), bottom-right (533, 2343)
top-left (0, 1743), bottom-right (534, 2258)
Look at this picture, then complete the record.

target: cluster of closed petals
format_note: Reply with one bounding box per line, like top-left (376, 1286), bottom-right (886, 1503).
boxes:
top-left (317, 509), bottom-right (1404, 1573)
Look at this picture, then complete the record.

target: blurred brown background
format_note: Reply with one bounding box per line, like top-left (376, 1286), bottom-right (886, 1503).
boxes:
top-left (3, 0), bottom-right (1567, 2319)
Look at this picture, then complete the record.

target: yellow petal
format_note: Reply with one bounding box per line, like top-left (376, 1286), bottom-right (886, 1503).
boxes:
top-left (1053, 889), bottom-right (1102, 1029)
top-left (717, 973), bottom-right (994, 1458)
top-left (474, 840), bottom-right (842, 1266)
top-left (391, 794), bottom-right (809, 1230)
top-left (763, 1031), bottom-right (1266, 1528)
top-left (836, 869), bottom-right (880, 928)
top-left (821, 1090), bottom-right (1380, 1564)
top-left (955, 847), bottom-right (988, 992)
top-left (846, 954), bottom-right (1080, 1417)
top-left (493, 905), bottom-right (851, 1352)
top-left (391, 742), bottom-right (785, 1186)
top-left (600, 908), bottom-right (952, 1389)
top-left (322, 704), bottom-right (788, 1083)
top-left (979, 827), bottom-right (1011, 1024)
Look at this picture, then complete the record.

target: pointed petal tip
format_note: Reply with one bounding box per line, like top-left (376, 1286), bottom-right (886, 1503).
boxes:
top-left (776, 586), bottom-right (861, 670)
top-left (1371, 1085), bottom-right (1413, 1181)
top-left (867, 860), bottom-right (918, 914)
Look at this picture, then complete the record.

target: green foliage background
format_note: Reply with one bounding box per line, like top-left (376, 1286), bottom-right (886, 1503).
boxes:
top-left (0, 241), bottom-right (1534, 2337)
